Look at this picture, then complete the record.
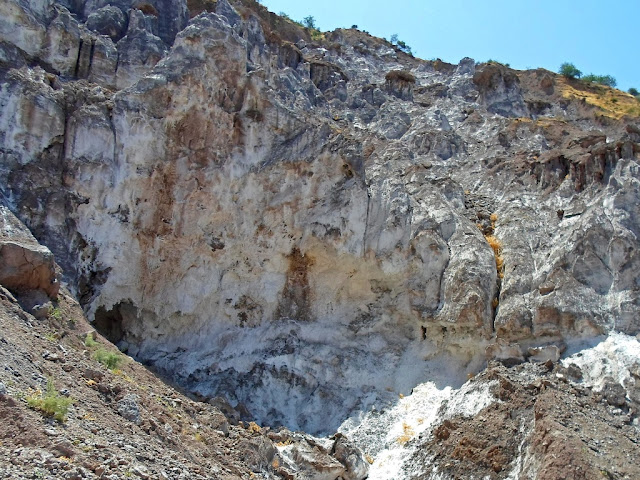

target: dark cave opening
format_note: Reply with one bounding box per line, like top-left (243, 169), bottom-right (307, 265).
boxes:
top-left (93, 302), bottom-right (128, 346)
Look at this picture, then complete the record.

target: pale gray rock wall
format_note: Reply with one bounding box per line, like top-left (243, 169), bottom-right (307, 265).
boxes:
top-left (1, 0), bottom-right (639, 435)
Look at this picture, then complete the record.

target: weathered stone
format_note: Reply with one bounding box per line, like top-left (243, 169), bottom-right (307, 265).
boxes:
top-left (0, 206), bottom-right (59, 299)
top-left (473, 63), bottom-right (527, 117)
top-left (527, 345), bottom-right (561, 364)
top-left (237, 436), bottom-right (277, 471)
top-left (87, 35), bottom-right (118, 88)
top-left (486, 343), bottom-right (525, 366)
top-left (83, 0), bottom-right (188, 46)
top-left (601, 377), bottom-right (627, 407)
top-left (115, 9), bottom-right (167, 88)
top-left (86, 6), bottom-right (127, 41)
top-left (40, 5), bottom-right (84, 77)
top-left (384, 69), bottom-right (415, 101)
top-left (0, 0), bottom-right (49, 58)
top-left (215, 0), bottom-right (241, 28)
top-left (332, 435), bottom-right (369, 480)
top-left (116, 394), bottom-right (141, 424)
top-left (285, 441), bottom-right (346, 480)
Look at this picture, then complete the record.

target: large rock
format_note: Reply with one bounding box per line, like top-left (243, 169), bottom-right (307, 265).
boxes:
top-left (473, 63), bottom-right (527, 117)
top-left (115, 9), bottom-right (167, 88)
top-left (86, 5), bottom-right (128, 41)
top-left (83, 0), bottom-right (188, 45)
top-left (0, 0), bottom-right (51, 58)
top-left (0, 205), bottom-right (59, 298)
top-left (40, 5), bottom-right (85, 77)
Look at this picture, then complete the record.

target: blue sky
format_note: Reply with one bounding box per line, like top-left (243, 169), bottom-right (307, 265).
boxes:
top-left (260, 0), bottom-right (639, 92)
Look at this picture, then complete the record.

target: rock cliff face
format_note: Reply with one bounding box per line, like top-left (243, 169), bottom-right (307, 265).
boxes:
top-left (1, 0), bottom-right (640, 448)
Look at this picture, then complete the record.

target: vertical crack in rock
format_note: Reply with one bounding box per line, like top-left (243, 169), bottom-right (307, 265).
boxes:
top-left (73, 39), bottom-right (84, 78)
top-left (484, 213), bottom-right (504, 332)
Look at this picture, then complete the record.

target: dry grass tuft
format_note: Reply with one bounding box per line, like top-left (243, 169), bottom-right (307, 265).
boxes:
top-left (247, 421), bottom-right (262, 433)
top-left (385, 70), bottom-right (416, 83)
top-left (484, 213), bottom-right (505, 281)
top-left (558, 78), bottom-right (640, 119)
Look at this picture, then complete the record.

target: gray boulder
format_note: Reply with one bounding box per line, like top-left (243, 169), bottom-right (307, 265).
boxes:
top-left (86, 6), bottom-right (127, 41)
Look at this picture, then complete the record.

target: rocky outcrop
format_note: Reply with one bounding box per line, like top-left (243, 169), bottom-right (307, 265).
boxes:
top-left (86, 6), bottom-right (128, 41)
top-left (398, 335), bottom-right (640, 479)
top-left (473, 63), bottom-right (527, 116)
top-left (0, 205), bottom-right (59, 299)
top-left (114, 9), bottom-right (168, 88)
top-left (1, 0), bottom-right (639, 448)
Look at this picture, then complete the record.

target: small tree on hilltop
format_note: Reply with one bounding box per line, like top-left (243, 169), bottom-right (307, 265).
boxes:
top-left (629, 87), bottom-right (639, 97)
top-left (303, 15), bottom-right (316, 29)
top-left (389, 33), bottom-right (413, 55)
top-left (583, 74), bottom-right (617, 87)
top-left (559, 62), bottom-right (582, 79)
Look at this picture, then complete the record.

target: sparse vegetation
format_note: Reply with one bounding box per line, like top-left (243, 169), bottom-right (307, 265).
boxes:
top-left (26, 378), bottom-right (74, 422)
top-left (94, 348), bottom-right (123, 370)
top-left (84, 332), bottom-right (98, 348)
top-left (86, 332), bottom-right (124, 370)
top-left (248, 421), bottom-right (262, 433)
top-left (582, 74), bottom-right (617, 87)
top-left (50, 306), bottom-right (62, 321)
top-left (45, 331), bottom-right (59, 342)
top-left (559, 77), bottom-right (640, 119)
top-left (478, 213), bottom-right (504, 280)
top-left (559, 62), bottom-right (582, 79)
top-left (560, 63), bottom-right (619, 89)
top-left (310, 29), bottom-right (324, 41)
top-left (302, 15), bottom-right (316, 29)
top-left (385, 70), bottom-right (416, 83)
top-left (389, 33), bottom-right (412, 55)
top-left (486, 59), bottom-right (510, 67)
top-left (486, 235), bottom-right (504, 279)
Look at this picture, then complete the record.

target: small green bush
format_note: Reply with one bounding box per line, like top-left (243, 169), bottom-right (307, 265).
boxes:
top-left (583, 74), bottom-right (617, 87)
top-left (27, 378), bottom-right (74, 422)
top-left (629, 87), bottom-right (639, 97)
top-left (559, 62), bottom-right (582, 79)
top-left (50, 307), bottom-right (62, 321)
top-left (84, 332), bottom-right (98, 348)
top-left (94, 348), bottom-right (123, 370)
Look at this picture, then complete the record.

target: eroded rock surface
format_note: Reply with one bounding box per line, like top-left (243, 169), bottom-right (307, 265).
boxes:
top-left (1, 0), bottom-right (639, 446)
